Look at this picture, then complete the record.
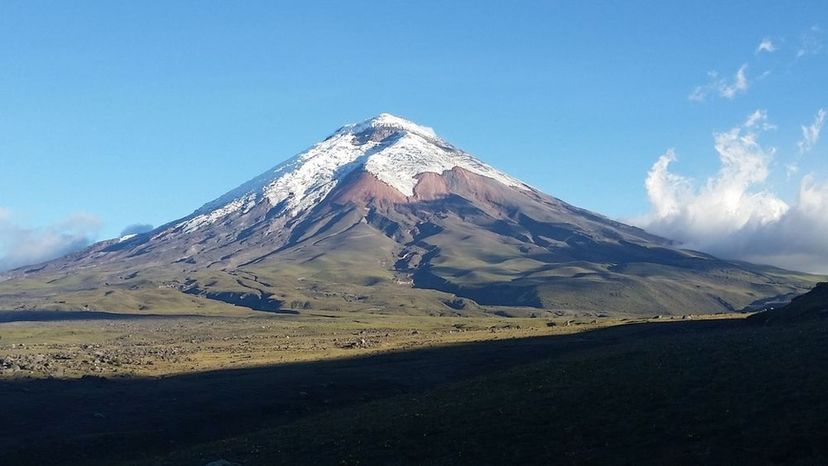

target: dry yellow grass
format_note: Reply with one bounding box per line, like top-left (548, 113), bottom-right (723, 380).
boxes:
top-left (0, 311), bottom-right (746, 379)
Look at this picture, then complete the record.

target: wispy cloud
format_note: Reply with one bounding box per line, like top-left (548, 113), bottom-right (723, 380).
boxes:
top-left (786, 163), bottom-right (800, 179)
top-left (798, 109), bottom-right (825, 154)
top-left (796, 25), bottom-right (823, 58)
top-left (636, 111), bottom-right (828, 273)
top-left (745, 109), bottom-right (776, 130)
top-left (756, 38), bottom-right (777, 54)
top-left (0, 210), bottom-right (101, 272)
top-left (689, 64), bottom-right (749, 102)
top-left (120, 223), bottom-right (154, 237)
top-left (690, 26), bottom-right (822, 104)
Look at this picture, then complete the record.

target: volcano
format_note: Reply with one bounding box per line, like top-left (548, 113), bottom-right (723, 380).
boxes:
top-left (0, 114), bottom-right (818, 316)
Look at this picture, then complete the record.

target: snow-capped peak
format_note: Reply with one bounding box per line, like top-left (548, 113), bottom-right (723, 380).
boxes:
top-left (345, 113), bottom-right (438, 140)
top-left (176, 113), bottom-right (529, 233)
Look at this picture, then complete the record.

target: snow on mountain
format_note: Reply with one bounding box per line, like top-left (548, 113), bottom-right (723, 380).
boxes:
top-left (346, 112), bottom-right (438, 139)
top-left (177, 113), bottom-right (530, 233)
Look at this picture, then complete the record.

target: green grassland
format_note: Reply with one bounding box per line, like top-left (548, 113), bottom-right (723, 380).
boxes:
top-left (1, 246), bottom-right (821, 319)
top-left (1, 206), bottom-right (822, 318)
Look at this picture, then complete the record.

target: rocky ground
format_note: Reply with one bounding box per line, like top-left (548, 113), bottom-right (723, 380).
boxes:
top-left (0, 311), bottom-right (752, 466)
top-left (0, 341), bottom-right (186, 377)
top-left (0, 311), bottom-right (667, 379)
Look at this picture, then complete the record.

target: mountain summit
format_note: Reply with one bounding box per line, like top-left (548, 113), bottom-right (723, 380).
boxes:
top-left (179, 113), bottom-right (528, 233)
top-left (0, 114), bottom-right (818, 315)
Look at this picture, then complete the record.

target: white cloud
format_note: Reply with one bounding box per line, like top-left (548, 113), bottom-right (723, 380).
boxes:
top-left (798, 109), bottom-right (825, 154)
top-left (796, 25), bottom-right (823, 58)
top-left (689, 64), bottom-right (749, 102)
top-left (786, 163), bottom-right (800, 179)
top-left (0, 210), bottom-right (101, 272)
top-left (756, 38), bottom-right (777, 54)
top-left (744, 109), bottom-right (776, 130)
top-left (722, 65), bottom-right (749, 98)
top-left (735, 175), bottom-right (828, 272)
top-left (637, 111), bottom-right (828, 273)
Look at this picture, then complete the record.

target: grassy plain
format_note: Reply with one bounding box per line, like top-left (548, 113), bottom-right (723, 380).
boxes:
top-left (4, 311), bottom-right (824, 465)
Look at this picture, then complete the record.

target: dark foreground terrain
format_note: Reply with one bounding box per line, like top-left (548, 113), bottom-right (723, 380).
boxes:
top-left (2, 317), bottom-right (827, 465)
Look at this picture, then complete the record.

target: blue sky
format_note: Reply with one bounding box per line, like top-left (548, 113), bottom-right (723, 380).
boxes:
top-left (1, 1), bottom-right (828, 271)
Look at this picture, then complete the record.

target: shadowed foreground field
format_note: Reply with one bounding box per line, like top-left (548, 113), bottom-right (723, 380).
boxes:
top-left (1, 317), bottom-right (827, 465)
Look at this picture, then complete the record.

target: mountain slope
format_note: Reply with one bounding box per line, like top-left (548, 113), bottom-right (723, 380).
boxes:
top-left (0, 114), bottom-right (821, 316)
top-left (750, 282), bottom-right (828, 325)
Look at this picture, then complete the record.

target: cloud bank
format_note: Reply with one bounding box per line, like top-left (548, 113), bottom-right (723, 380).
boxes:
top-left (0, 209), bottom-right (101, 272)
top-left (636, 111), bottom-right (828, 274)
top-left (120, 223), bottom-right (154, 237)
